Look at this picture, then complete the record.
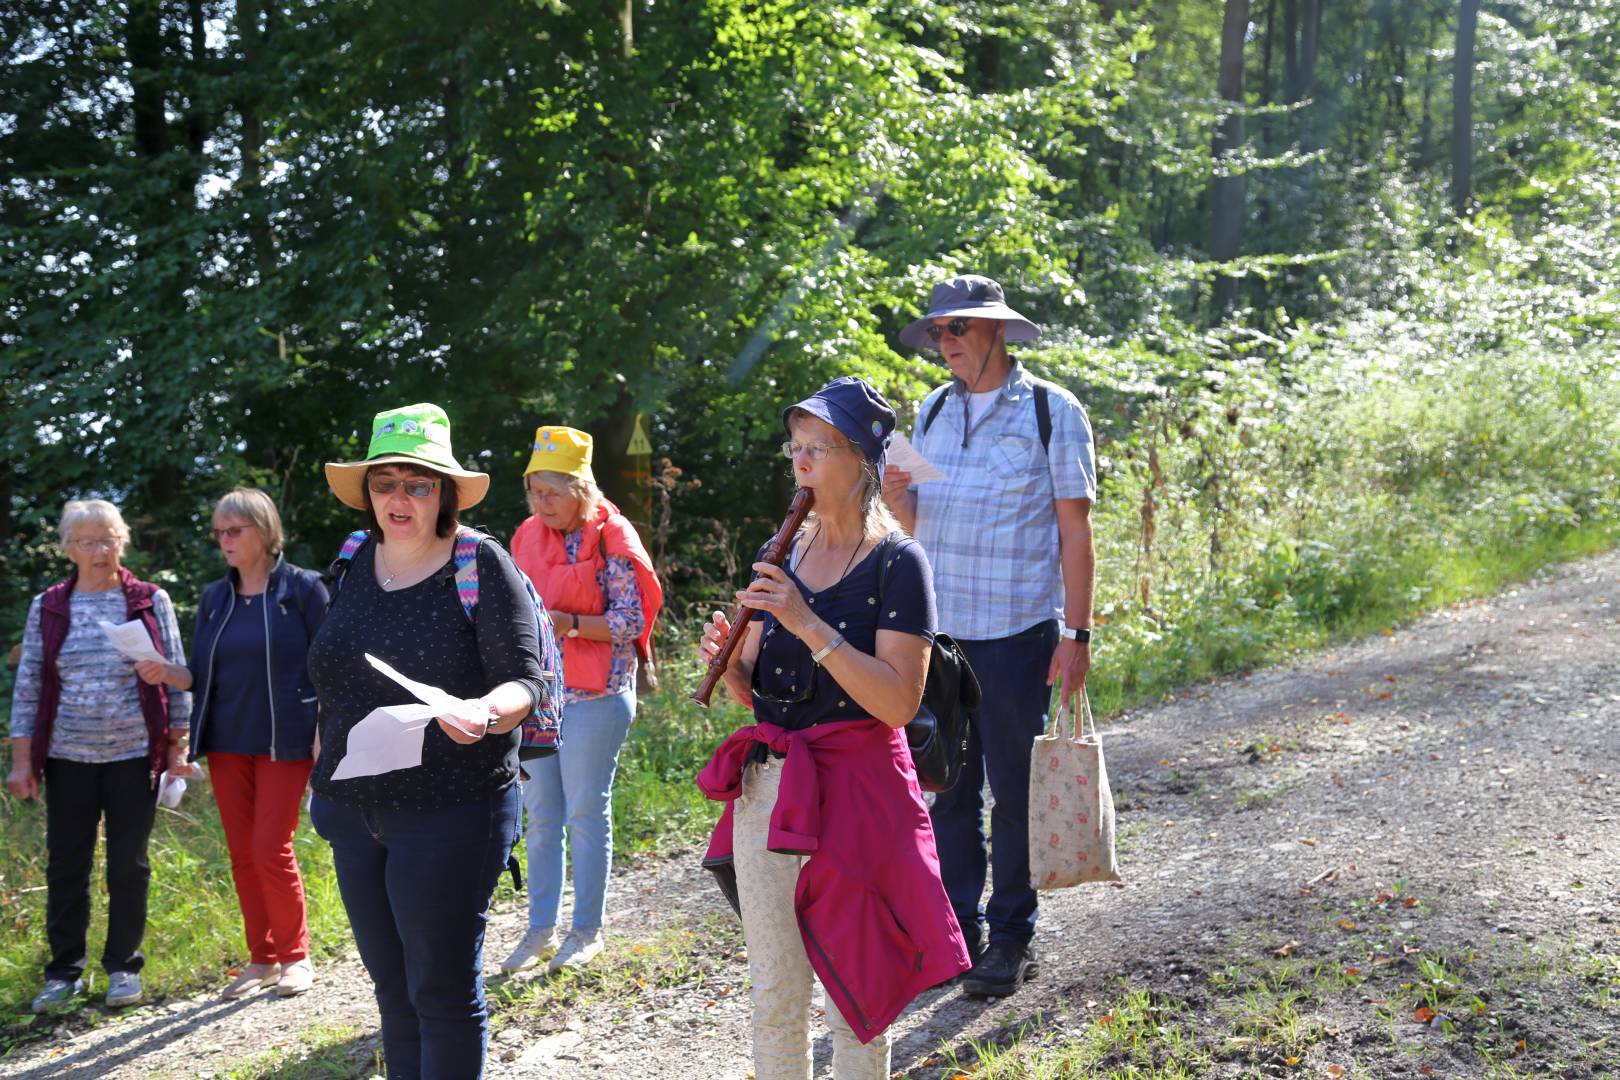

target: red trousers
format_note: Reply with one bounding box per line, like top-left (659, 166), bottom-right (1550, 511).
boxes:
top-left (208, 753), bottom-right (315, 965)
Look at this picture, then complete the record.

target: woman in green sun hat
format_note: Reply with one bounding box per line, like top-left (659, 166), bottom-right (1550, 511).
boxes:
top-left (307, 403), bottom-right (554, 1079)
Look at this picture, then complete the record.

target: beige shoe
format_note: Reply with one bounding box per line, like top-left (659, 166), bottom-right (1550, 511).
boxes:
top-left (501, 926), bottom-right (561, 974)
top-left (547, 929), bottom-right (604, 973)
top-left (221, 963), bottom-right (281, 1000)
top-left (275, 959), bottom-right (315, 997)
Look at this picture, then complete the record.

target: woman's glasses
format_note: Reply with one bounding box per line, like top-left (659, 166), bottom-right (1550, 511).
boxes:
top-left (368, 476), bottom-right (440, 499)
top-left (71, 537), bottom-right (119, 552)
top-left (924, 317), bottom-right (975, 343)
top-left (781, 441), bottom-right (853, 462)
top-left (211, 525), bottom-right (256, 542)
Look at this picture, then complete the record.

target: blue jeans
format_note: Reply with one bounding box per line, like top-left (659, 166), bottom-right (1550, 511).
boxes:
top-left (310, 787), bottom-right (520, 1080)
top-left (520, 689), bottom-right (635, 932)
top-left (928, 619), bottom-right (1058, 946)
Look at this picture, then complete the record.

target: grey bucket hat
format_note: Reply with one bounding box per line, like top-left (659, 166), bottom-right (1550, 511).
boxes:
top-left (898, 274), bottom-right (1041, 350)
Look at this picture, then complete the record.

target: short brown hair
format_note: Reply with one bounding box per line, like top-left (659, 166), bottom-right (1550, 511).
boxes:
top-left (362, 464), bottom-right (459, 540)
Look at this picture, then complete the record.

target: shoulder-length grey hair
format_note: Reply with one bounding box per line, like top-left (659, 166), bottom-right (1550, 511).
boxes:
top-left (214, 487), bottom-right (284, 556)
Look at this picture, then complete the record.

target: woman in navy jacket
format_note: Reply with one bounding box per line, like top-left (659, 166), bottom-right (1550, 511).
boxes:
top-left (137, 488), bottom-right (327, 999)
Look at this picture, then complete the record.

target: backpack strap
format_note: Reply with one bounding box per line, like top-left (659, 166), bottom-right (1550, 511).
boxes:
top-left (451, 527), bottom-right (485, 623)
top-left (920, 381), bottom-right (1051, 452)
top-left (326, 529), bottom-right (375, 603)
top-left (1034, 381), bottom-right (1052, 453)
top-left (920, 389), bottom-right (949, 439)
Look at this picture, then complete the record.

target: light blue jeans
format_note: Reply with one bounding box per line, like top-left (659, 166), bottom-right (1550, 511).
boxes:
top-left (520, 689), bottom-right (636, 933)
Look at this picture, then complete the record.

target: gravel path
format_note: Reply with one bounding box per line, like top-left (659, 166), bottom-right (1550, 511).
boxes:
top-left (6, 552), bottom-right (1617, 1079)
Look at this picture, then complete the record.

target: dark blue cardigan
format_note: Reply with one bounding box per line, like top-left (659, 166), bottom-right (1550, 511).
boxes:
top-left (185, 556), bottom-right (328, 762)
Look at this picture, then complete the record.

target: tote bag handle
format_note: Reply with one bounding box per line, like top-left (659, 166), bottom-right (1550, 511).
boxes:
top-left (1044, 691), bottom-right (1097, 743)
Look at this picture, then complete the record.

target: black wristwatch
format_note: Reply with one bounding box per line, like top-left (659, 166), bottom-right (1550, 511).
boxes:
top-left (1059, 625), bottom-right (1092, 644)
top-left (566, 613), bottom-right (581, 639)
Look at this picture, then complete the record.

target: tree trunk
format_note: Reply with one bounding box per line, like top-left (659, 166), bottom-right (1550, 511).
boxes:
top-left (1210, 0), bottom-right (1250, 312)
top-left (1419, 6), bottom-right (1437, 166)
top-left (1294, 0), bottom-right (1322, 102)
top-left (238, 0), bottom-right (274, 282)
top-left (1453, 0), bottom-right (1480, 215)
top-left (1282, 0), bottom-right (1299, 102)
top-left (1258, 0), bottom-right (1276, 228)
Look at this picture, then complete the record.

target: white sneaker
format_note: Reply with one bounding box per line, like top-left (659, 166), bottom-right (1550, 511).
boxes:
top-left (275, 959), bottom-right (315, 997)
top-left (547, 929), bottom-right (604, 973)
top-left (105, 971), bottom-right (142, 1008)
top-left (500, 925), bottom-right (560, 974)
top-left (31, 978), bottom-right (85, 1014)
top-left (222, 962), bottom-right (281, 999)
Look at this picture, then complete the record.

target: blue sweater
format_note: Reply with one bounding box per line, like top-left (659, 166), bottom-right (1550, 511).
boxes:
top-left (185, 556), bottom-right (328, 762)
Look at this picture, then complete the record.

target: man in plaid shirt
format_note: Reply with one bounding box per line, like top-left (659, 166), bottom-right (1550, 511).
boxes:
top-left (883, 274), bottom-right (1097, 998)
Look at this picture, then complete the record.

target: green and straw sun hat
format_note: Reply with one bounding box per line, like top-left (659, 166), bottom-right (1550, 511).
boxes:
top-left (324, 403), bottom-right (490, 511)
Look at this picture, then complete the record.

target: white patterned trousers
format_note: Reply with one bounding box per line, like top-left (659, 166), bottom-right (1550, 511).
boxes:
top-left (734, 757), bottom-right (892, 1080)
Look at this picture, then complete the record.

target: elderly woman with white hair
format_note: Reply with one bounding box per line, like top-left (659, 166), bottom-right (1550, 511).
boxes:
top-left (5, 499), bottom-right (191, 1014)
top-left (136, 487), bottom-right (328, 1000)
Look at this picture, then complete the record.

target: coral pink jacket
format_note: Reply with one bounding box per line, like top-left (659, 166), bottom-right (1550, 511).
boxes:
top-left (511, 499), bottom-right (662, 694)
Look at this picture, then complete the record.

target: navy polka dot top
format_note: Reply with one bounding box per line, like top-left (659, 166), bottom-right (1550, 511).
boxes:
top-left (309, 538), bottom-right (547, 810)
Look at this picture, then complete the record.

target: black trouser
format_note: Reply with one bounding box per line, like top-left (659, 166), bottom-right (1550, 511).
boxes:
top-left (43, 757), bottom-right (158, 982)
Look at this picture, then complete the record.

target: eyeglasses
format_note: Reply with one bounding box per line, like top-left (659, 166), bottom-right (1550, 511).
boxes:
top-left (781, 441), bottom-right (853, 462)
top-left (211, 525), bottom-right (255, 542)
top-left (368, 476), bottom-right (440, 499)
top-left (924, 317), bottom-right (975, 344)
top-left (71, 538), bottom-right (119, 552)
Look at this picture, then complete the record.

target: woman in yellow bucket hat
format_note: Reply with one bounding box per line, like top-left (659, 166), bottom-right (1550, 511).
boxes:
top-left (501, 425), bottom-right (663, 974)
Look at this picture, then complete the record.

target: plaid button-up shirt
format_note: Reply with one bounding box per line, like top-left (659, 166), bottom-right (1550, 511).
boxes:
top-left (908, 362), bottom-right (1096, 640)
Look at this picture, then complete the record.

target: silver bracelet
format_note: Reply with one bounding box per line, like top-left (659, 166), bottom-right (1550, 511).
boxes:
top-left (810, 632), bottom-right (846, 665)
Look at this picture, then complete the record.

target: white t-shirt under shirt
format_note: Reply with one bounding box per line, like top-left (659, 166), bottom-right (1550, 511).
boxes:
top-left (968, 390), bottom-right (999, 427)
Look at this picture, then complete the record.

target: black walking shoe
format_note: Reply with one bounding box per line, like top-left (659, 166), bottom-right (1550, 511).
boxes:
top-left (960, 939), bottom-right (1039, 998)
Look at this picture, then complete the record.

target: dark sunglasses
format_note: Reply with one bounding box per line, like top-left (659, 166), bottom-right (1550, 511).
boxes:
top-left (751, 647), bottom-right (820, 708)
top-left (924, 317), bottom-right (975, 344)
top-left (368, 476), bottom-right (440, 499)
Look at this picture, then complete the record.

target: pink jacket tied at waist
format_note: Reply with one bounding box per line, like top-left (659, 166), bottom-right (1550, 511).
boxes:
top-left (699, 719), bottom-right (971, 1043)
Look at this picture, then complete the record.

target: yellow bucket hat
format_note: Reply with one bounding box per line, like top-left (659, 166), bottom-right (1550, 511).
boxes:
top-left (524, 426), bottom-right (595, 483)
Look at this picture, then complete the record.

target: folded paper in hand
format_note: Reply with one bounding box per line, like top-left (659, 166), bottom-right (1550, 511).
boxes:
top-left (888, 433), bottom-right (946, 483)
top-left (327, 654), bottom-right (486, 780)
top-left (99, 620), bottom-right (168, 665)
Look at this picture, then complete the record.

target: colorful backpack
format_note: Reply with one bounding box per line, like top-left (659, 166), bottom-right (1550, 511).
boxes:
top-left (329, 526), bottom-right (564, 753)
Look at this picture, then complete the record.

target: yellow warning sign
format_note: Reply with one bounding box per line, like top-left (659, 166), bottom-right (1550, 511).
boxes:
top-left (626, 414), bottom-right (653, 456)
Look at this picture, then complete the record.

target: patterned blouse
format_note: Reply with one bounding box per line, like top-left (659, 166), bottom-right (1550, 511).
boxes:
top-left (10, 587), bottom-right (191, 762)
top-left (562, 529), bottom-right (645, 704)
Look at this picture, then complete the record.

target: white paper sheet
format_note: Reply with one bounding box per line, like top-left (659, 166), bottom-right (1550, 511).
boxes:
top-left (99, 619), bottom-right (168, 665)
top-left (327, 655), bottom-right (488, 781)
top-left (888, 433), bottom-right (947, 483)
top-left (327, 703), bottom-right (440, 780)
top-left (365, 653), bottom-right (485, 737)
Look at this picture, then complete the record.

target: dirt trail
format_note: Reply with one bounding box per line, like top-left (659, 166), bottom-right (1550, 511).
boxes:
top-left (6, 552), bottom-right (1618, 1079)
